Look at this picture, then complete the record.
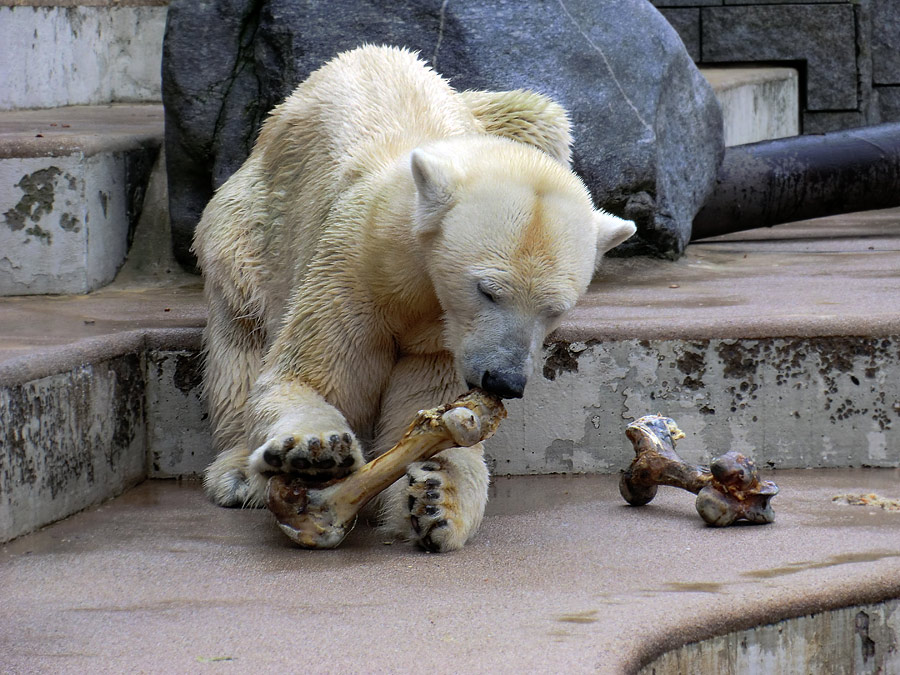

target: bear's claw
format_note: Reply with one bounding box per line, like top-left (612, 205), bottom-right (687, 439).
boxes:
top-left (406, 459), bottom-right (464, 552)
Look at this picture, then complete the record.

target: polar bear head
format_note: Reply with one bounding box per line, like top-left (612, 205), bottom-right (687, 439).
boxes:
top-left (410, 136), bottom-right (635, 399)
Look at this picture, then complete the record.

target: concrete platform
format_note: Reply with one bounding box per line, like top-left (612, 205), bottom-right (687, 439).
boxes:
top-left (2, 473), bottom-right (899, 674)
top-left (0, 104), bottom-right (164, 295)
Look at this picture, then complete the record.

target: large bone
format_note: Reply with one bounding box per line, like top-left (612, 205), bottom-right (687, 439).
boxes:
top-left (265, 390), bottom-right (506, 548)
top-left (620, 414), bottom-right (778, 526)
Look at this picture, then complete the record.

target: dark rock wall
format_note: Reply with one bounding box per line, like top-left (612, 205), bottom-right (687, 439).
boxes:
top-left (163, 0), bottom-right (724, 264)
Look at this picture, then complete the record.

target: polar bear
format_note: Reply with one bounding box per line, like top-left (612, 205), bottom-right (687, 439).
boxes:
top-left (194, 45), bottom-right (635, 552)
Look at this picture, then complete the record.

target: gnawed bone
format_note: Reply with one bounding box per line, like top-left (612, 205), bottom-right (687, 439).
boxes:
top-left (265, 390), bottom-right (506, 548)
top-left (620, 414), bottom-right (778, 526)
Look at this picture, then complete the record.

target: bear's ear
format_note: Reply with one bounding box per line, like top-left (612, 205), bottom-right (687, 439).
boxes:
top-left (594, 211), bottom-right (637, 258)
top-left (411, 148), bottom-right (457, 236)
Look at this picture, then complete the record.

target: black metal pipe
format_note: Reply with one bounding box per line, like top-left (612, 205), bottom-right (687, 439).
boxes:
top-left (691, 122), bottom-right (900, 240)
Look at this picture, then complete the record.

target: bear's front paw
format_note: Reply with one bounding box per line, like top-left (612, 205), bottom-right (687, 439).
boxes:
top-left (249, 430), bottom-right (364, 481)
top-left (406, 459), bottom-right (473, 553)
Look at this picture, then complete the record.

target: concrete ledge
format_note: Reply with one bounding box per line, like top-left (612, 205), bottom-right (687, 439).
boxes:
top-left (0, 104), bottom-right (164, 159)
top-left (0, 353), bottom-right (146, 542)
top-left (702, 66), bottom-right (799, 146)
top-left (0, 342), bottom-right (209, 542)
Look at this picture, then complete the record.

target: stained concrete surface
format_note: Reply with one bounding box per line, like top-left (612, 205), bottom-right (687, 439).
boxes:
top-left (2, 472), bottom-right (900, 674)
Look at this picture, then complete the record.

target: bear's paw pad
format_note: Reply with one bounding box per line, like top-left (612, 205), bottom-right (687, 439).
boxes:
top-left (250, 431), bottom-right (363, 480)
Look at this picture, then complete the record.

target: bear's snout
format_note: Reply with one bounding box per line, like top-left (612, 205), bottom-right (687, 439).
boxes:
top-left (480, 370), bottom-right (527, 399)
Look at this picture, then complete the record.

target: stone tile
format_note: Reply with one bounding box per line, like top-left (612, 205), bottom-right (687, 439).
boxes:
top-left (658, 8), bottom-right (700, 61)
top-left (702, 4), bottom-right (857, 110)
top-left (802, 110), bottom-right (871, 134)
top-left (651, 0), bottom-right (720, 6)
top-left (876, 86), bottom-right (900, 122)
top-left (873, 0), bottom-right (900, 85)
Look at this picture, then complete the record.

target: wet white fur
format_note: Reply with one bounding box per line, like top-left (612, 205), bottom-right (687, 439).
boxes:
top-left (194, 45), bottom-right (635, 551)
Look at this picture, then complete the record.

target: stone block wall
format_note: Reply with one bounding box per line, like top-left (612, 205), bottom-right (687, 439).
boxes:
top-left (651, 0), bottom-right (899, 133)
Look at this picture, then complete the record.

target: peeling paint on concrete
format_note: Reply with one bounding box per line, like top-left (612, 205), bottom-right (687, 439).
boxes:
top-left (488, 336), bottom-right (900, 475)
top-left (59, 212), bottom-right (80, 232)
top-left (3, 166), bottom-right (61, 235)
top-left (0, 153), bottom-right (133, 295)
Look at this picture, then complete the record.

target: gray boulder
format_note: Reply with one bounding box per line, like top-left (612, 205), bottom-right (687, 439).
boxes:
top-left (163, 0), bottom-right (723, 267)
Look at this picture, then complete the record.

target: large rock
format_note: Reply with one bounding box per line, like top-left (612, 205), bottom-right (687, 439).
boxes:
top-left (163, 0), bottom-right (723, 266)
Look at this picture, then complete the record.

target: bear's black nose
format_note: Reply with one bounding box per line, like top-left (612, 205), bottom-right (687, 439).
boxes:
top-left (481, 370), bottom-right (526, 399)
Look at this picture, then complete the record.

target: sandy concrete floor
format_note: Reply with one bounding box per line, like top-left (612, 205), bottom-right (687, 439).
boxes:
top-left (2, 471), bottom-right (900, 674)
top-left (563, 207), bottom-right (900, 342)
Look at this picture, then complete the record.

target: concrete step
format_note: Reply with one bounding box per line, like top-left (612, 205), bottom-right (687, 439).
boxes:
top-left (0, 103), bottom-right (164, 295)
top-left (1, 476), bottom-right (898, 673)
top-left (0, 0), bottom-right (168, 111)
top-left (701, 66), bottom-right (800, 146)
top-left (1, 207), bottom-right (898, 542)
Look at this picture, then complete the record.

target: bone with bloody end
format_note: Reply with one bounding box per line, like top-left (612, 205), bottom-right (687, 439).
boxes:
top-left (620, 414), bottom-right (778, 526)
top-left (265, 390), bottom-right (506, 548)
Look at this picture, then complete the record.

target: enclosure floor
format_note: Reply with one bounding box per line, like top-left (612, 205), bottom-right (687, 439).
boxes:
top-left (2, 472), bottom-right (899, 674)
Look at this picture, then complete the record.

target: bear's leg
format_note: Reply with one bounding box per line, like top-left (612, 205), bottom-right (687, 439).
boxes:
top-left (375, 355), bottom-right (490, 552)
top-left (242, 372), bottom-right (366, 505)
top-left (202, 288), bottom-right (266, 507)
